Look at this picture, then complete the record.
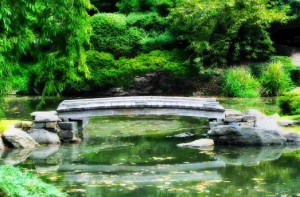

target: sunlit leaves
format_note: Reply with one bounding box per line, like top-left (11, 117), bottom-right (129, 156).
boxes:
top-left (0, 0), bottom-right (92, 101)
top-left (169, 0), bottom-right (291, 66)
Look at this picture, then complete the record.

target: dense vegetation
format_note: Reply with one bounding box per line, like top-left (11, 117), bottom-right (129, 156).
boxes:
top-left (1, 0), bottom-right (300, 104)
top-left (0, 165), bottom-right (67, 197)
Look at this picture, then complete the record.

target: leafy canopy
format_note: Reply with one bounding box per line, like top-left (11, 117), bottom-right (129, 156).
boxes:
top-left (0, 0), bottom-right (92, 100)
top-left (169, 0), bottom-right (290, 67)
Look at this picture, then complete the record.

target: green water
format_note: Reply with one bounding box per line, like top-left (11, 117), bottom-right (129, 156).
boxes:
top-left (2, 96), bottom-right (300, 197)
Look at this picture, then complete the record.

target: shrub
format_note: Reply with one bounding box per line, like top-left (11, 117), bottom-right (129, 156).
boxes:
top-left (83, 50), bottom-right (188, 89)
top-left (141, 31), bottom-right (176, 52)
top-left (260, 61), bottom-right (294, 96)
top-left (90, 13), bottom-right (145, 57)
top-left (277, 92), bottom-right (300, 115)
top-left (271, 56), bottom-right (300, 85)
top-left (223, 67), bottom-right (260, 98)
top-left (0, 165), bottom-right (67, 197)
top-left (126, 12), bottom-right (166, 30)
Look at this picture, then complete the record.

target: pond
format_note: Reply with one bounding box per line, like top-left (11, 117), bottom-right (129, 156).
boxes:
top-left (1, 96), bottom-right (300, 197)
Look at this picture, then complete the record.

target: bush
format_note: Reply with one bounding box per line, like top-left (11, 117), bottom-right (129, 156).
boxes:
top-left (141, 31), bottom-right (176, 52)
top-left (271, 56), bottom-right (300, 85)
top-left (83, 50), bottom-right (188, 89)
top-left (90, 13), bottom-right (145, 57)
top-left (117, 0), bottom-right (175, 15)
top-left (277, 92), bottom-right (300, 115)
top-left (0, 165), bottom-right (67, 197)
top-left (223, 67), bottom-right (260, 98)
top-left (126, 12), bottom-right (166, 30)
top-left (260, 61), bottom-right (294, 96)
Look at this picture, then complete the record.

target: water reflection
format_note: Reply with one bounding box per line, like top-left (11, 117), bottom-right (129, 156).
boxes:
top-left (2, 97), bottom-right (300, 196)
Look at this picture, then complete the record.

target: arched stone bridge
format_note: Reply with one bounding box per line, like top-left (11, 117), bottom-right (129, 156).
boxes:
top-left (57, 96), bottom-right (225, 121)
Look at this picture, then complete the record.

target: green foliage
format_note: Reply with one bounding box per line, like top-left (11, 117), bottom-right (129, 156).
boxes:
top-left (260, 61), bottom-right (294, 96)
top-left (0, 165), bottom-right (67, 197)
top-left (126, 12), bottom-right (166, 30)
top-left (83, 49), bottom-right (188, 89)
top-left (277, 92), bottom-right (300, 115)
top-left (91, 13), bottom-right (144, 57)
top-left (0, 0), bottom-right (92, 101)
top-left (169, 0), bottom-right (291, 66)
top-left (141, 31), bottom-right (175, 52)
top-left (223, 67), bottom-right (260, 98)
top-left (270, 56), bottom-right (300, 85)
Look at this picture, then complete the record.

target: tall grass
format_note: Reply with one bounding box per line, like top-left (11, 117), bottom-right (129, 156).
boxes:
top-left (223, 67), bottom-right (260, 98)
top-left (0, 165), bottom-right (67, 197)
top-left (260, 61), bottom-right (294, 96)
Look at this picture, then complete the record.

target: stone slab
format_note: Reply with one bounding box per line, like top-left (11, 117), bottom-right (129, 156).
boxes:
top-left (58, 122), bottom-right (78, 130)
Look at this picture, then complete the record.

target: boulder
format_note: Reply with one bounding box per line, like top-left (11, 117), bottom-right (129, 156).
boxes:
top-left (225, 109), bottom-right (243, 117)
top-left (209, 121), bottom-right (224, 129)
top-left (281, 132), bottom-right (300, 145)
top-left (208, 125), bottom-right (286, 146)
top-left (277, 120), bottom-right (295, 127)
top-left (14, 121), bottom-right (33, 131)
top-left (245, 109), bottom-right (280, 130)
top-left (245, 109), bottom-right (265, 119)
top-left (28, 129), bottom-right (60, 145)
top-left (177, 139), bottom-right (214, 149)
top-left (2, 128), bottom-right (38, 149)
top-left (31, 111), bottom-right (61, 122)
top-left (242, 115), bottom-right (256, 123)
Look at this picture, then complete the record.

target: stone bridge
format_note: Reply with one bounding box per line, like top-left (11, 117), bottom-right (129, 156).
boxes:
top-left (34, 96), bottom-right (224, 141)
top-left (57, 96), bottom-right (225, 121)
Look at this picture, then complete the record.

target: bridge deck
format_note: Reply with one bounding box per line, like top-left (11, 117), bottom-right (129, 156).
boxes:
top-left (57, 96), bottom-right (225, 119)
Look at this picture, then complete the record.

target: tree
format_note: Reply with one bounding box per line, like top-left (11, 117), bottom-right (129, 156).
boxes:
top-left (0, 0), bottom-right (92, 103)
top-left (169, 0), bottom-right (290, 67)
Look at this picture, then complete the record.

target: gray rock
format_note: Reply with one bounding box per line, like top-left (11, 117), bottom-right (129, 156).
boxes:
top-left (239, 122), bottom-right (255, 128)
top-left (32, 122), bottom-right (46, 129)
top-left (224, 116), bottom-right (243, 123)
top-left (177, 139), bottom-right (214, 149)
top-left (245, 109), bottom-right (280, 130)
top-left (208, 125), bottom-right (286, 146)
top-left (58, 121), bottom-right (78, 130)
top-left (14, 122), bottom-right (33, 131)
top-left (242, 115), bottom-right (256, 122)
top-left (59, 130), bottom-right (81, 142)
top-left (245, 109), bottom-right (265, 119)
top-left (28, 129), bottom-right (60, 145)
top-left (281, 132), bottom-right (300, 144)
top-left (209, 121), bottom-right (224, 128)
top-left (277, 120), bottom-right (295, 127)
top-left (31, 111), bottom-right (60, 122)
top-left (225, 109), bottom-right (243, 117)
top-left (2, 128), bottom-right (38, 149)
top-left (256, 116), bottom-right (280, 130)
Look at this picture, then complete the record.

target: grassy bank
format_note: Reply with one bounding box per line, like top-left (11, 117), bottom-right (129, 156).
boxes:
top-left (0, 165), bottom-right (67, 197)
